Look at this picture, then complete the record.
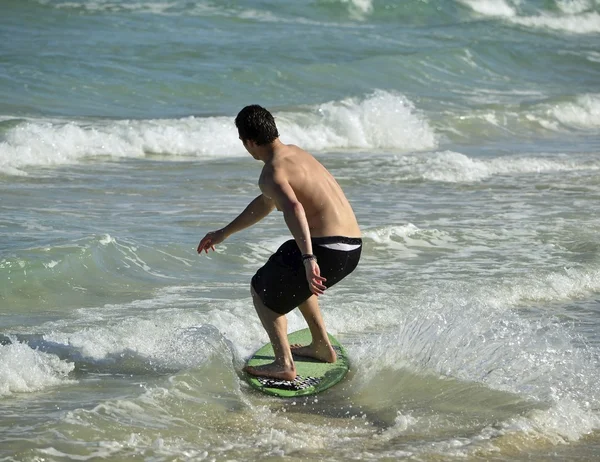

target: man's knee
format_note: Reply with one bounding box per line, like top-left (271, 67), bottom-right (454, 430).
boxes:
top-left (251, 282), bottom-right (267, 310)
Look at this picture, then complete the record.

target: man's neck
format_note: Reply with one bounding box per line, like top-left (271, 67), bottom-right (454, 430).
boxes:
top-left (257, 139), bottom-right (284, 163)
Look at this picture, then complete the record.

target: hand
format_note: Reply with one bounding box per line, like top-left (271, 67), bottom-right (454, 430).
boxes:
top-left (304, 259), bottom-right (327, 296)
top-left (197, 229), bottom-right (226, 254)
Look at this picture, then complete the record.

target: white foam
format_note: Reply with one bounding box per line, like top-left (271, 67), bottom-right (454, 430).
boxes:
top-left (556, 0), bottom-right (594, 15)
top-left (42, 291), bottom-right (263, 367)
top-left (402, 397), bottom-right (600, 457)
top-left (363, 223), bottom-right (421, 244)
top-left (511, 11), bottom-right (600, 34)
top-left (99, 234), bottom-right (115, 246)
top-left (279, 91), bottom-right (437, 153)
top-left (458, 0), bottom-right (517, 17)
top-left (551, 94), bottom-right (600, 130)
top-left (362, 224), bottom-right (457, 260)
top-left (47, 0), bottom-right (176, 14)
top-left (40, 0), bottom-right (373, 28)
top-left (0, 91), bottom-right (436, 174)
top-left (375, 412), bottom-right (419, 441)
top-left (391, 151), bottom-right (600, 183)
top-left (501, 266), bottom-right (600, 305)
top-left (446, 93), bottom-right (600, 136)
top-left (0, 342), bottom-right (75, 396)
top-left (460, 0), bottom-right (600, 34)
top-left (0, 116), bottom-right (241, 174)
top-left (337, 0), bottom-right (374, 20)
top-left (419, 151), bottom-right (492, 182)
top-left (347, 275), bottom-right (600, 443)
top-left (584, 51), bottom-right (600, 63)
top-left (501, 399), bottom-right (600, 444)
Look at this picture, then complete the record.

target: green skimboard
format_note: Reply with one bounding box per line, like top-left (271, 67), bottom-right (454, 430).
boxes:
top-left (245, 328), bottom-right (349, 398)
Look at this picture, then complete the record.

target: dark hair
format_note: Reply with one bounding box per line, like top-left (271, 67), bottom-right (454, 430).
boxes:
top-left (235, 105), bottom-right (279, 145)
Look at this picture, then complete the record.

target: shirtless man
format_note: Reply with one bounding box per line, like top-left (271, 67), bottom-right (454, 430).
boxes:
top-left (197, 105), bottom-right (362, 381)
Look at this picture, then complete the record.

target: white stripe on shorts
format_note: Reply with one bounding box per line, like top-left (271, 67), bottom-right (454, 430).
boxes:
top-left (317, 242), bottom-right (362, 251)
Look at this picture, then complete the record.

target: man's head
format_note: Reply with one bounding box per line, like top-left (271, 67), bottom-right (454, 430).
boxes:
top-left (235, 105), bottom-right (279, 146)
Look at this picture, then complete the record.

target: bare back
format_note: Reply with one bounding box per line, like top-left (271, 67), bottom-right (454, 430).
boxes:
top-left (260, 144), bottom-right (361, 238)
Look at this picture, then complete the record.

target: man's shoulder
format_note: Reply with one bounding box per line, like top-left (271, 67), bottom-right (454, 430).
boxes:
top-left (276, 145), bottom-right (316, 167)
top-left (271, 145), bottom-right (320, 179)
top-left (260, 162), bottom-right (284, 189)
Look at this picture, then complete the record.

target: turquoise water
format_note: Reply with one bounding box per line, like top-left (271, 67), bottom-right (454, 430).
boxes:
top-left (2, 0), bottom-right (600, 460)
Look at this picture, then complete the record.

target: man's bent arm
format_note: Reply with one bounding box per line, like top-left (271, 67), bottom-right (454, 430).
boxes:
top-left (263, 177), bottom-right (313, 256)
top-left (223, 194), bottom-right (275, 237)
top-left (282, 200), bottom-right (313, 256)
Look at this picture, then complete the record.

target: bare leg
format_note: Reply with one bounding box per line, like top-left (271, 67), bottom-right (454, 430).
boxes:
top-left (290, 295), bottom-right (337, 363)
top-left (244, 286), bottom-right (297, 381)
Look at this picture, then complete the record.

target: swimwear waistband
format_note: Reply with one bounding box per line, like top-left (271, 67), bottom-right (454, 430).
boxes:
top-left (313, 236), bottom-right (362, 251)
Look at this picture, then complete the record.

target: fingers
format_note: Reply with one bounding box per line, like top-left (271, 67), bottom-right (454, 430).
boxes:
top-left (305, 262), bottom-right (327, 295)
top-left (198, 230), bottom-right (224, 254)
top-left (313, 274), bottom-right (326, 283)
top-left (312, 277), bottom-right (327, 289)
top-left (197, 236), bottom-right (216, 254)
top-left (311, 286), bottom-right (325, 296)
top-left (310, 276), bottom-right (327, 296)
top-left (197, 236), bottom-right (208, 252)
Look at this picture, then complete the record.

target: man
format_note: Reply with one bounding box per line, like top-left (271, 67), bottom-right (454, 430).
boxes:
top-left (197, 105), bottom-right (361, 381)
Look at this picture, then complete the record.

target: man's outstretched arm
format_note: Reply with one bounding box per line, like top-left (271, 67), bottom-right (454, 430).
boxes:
top-left (197, 194), bottom-right (274, 253)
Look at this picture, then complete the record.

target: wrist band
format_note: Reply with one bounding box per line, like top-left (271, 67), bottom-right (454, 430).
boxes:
top-left (301, 254), bottom-right (317, 263)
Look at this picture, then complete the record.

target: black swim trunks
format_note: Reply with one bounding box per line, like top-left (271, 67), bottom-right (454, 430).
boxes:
top-left (251, 236), bottom-right (362, 314)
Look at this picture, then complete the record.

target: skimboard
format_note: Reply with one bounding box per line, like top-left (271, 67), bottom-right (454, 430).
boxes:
top-left (245, 328), bottom-right (349, 398)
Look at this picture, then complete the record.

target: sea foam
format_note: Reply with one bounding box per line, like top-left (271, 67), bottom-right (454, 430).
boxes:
top-left (460, 0), bottom-right (600, 34)
top-left (551, 94), bottom-right (600, 130)
top-left (0, 91), bottom-right (436, 174)
top-left (458, 0), bottom-right (516, 17)
top-left (346, 266), bottom-right (600, 446)
top-left (281, 91), bottom-right (437, 152)
top-left (511, 11), bottom-right (600, 34)
top-left (355, 150), bottom-right (600, 184)
top-left (0, 342), bottom-right (75, 396)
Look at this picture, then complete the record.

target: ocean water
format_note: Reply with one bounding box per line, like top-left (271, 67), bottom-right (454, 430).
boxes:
top-left (2, 0), bottom-right (600, 460)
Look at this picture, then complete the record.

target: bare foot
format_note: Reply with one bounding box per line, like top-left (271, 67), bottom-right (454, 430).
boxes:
top-left (290, 343), bottom-right (337, 363)
top-left (244, 362), bottom-right (296, 381)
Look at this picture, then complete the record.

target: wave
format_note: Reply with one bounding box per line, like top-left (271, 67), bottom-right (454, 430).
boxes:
top-left (5, 89), bottom-right (597, 176)
top-left (0, 233), bottom-right (195, 315)
top-left (362, 224), bottom-right (458, 259)
top-left (438, 93), bottom-right (600, 141)
top-left (346, 266), bottom-right (600, 447)
top-left (459, 0), bottom-right (600, 34)
top-left (339, 150), bottom-right (600, 185)
top-left (458, 0), bottom-right (517, 17)
top-left (550, 94), bottom-right (600, 129)
top-left (6, 89), bottom-right (595, 176)
top-left (0, 341), bottom-right (75, 397)
top-left (34, 0), bottom-right (377, 25)
top-left (423, 151), bottom-right (600, 182)
top-left (1, 231), bottom-right (184, 282)
top-left (0, 91), bottom-right (436, 174)
top-left (280, 90), bottom-right (437, 152)
top-left (511, 11), bottom-right (600, 34)
top-left (34, 0), bottom-right (600, 32)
